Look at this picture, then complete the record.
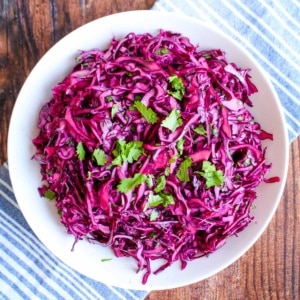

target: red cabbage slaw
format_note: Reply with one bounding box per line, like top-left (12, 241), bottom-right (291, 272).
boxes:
top-left (32, 30), bottom-right (279, 284)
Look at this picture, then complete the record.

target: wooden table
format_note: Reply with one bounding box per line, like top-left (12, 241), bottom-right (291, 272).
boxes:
top-left (1, 1), bottom-right (299, 299)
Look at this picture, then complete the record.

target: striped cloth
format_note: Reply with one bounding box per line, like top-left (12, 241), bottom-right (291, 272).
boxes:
top-left (1, 1), bottom-right (299, 299)
top-left (153, 0), bottom-right (300, 143)
top-left (0, 163), bottom-right (148, 300)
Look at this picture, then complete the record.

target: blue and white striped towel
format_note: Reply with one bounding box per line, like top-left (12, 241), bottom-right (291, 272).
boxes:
top-left (1, 1), bottom-right (299, 299)
top-left (153, 0), bottom-right (300, 143)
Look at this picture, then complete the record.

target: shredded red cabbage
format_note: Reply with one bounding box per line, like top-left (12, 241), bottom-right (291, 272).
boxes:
top-left (32, 30), bottom-right (279, 284)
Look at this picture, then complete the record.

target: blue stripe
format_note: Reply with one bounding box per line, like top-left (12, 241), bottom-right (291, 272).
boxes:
top-left (0, 235), bottom-right (63, 299)
top-left (0, 169), bottom-right (148, 299)
top-left (0, 171), bottom-right (106, 299)
top-left (153, 0), bottom-right (300, 142)
top-left (0, 270), bottom-right (30, 300)
top-left (0, 290), bottom-right (10, 300)
top-left (0, 212), bottom-right (95, 300)
top-left (0, 255), bottom-right (37, 300)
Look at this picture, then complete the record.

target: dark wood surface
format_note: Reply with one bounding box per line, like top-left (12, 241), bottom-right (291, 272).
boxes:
top-left (0, 1), bottom-right (299, 299)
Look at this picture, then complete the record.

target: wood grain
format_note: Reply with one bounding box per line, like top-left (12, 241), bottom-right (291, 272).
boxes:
top-left (0, 0), bottom-right (156, 166)
top-left (146, 137), bottom-right (300, 299)
top-left (0, 1), bottom-right (299, 299)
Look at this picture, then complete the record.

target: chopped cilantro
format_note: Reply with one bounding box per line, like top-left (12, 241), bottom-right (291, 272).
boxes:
top-left (169, 155), bottom-right (178, 164)
top-left (168, 74), bottom-right (185, 100)
top-left (149, 209), bottom-right (159, 221)
top-left (106, 95), bottom-right (113, 101)
top-left (101, 258), bottom-right (113, 262)
top-left (147, 191), bottom-right (174, 208)
top-left (161, 109), bottom-right (182, 132)
top-left (211, 126), bottom-right (218, 136)
top-left (117, 173), bottom-right (147, 193)
top-left (76, 142), bottom-right (86, 161)
top-left (164, 167), bottom-right (171, 176)
top-left (194, 124), bottom-right (206, 135)
top-left (244, 158), bottom-right (251, 166)
top-left (134, 101), bottom-right (158, 124)
top-left (176, 138), bottom-right (185, 155)
top-left (154, 175), bottom-right (166, 193)
top-left (176, 157), bottom-right (192, 182)
top-left (146, 174), bottom-right (154, 188)
top-left (92, 148), bottom-right (107, 166)
top-left (156, 48), bottom-right (169, 55)
top-left (112, 140), bottom-right (144, 166)
top-left (199, 161), bottom-right (225, 188)
top-left (44, 189), bottom-right (56, 200)
top-left (111, 104), bottom-right (119, 118)
top-left (134, 94), bottom-right (143, 101)
top-left (203, 53), bottom-right (211, 59)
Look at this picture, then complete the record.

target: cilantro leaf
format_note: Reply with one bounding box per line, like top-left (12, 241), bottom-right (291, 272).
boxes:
top-left (168, 74), bottom-right (185, 100)
top-left (126, 141), bottom-right (144, 163)
top-left (134, 101), bottom-right (158, 124)
top-left (159, 192), bottom-right (175, 207)
top-left (194, 124), bottom-right (206, 135)
top-left (154, 175), bottom-right (166, 193)
top-left (76, 142), bottom-right (86, 160)
top-left (169, 155), bottom-right (178, 164)
top-left (147, 192), bottom-right (164, 207)
top-left (147, 191), bottom-right (174, 208)
top-left (161, 109), bottom-right (182, 132)
top-left (101, 258), bottom-right (113, 262)
top-left (199, 160), bottom-right (225, 188)
top-left (164, 167), bottom-right (171, 176)
top-left (176, 157), bottom-right (192, 182)
top-left (155, 48), bottom-right (169, 55)
top-left (176, 138), bottom-right (185, 155)
top-left (117, 173), bottom-right (147, 193)
top-left (149, 209), bottom-right (159, 221)
top-left (44, 189), bottom-right (56, 200)
top-left (92, 148), bottom-right (107, 166)
top-left (146, 174), bottom-right (154, 188)
top-left (111, 104), bottom-right (118, 118)
top-left (112, 140), bottom-right (144, 166)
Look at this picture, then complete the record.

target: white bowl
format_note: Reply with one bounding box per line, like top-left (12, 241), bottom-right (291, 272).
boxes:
top-left (8, 10), bottom-right (289, 290)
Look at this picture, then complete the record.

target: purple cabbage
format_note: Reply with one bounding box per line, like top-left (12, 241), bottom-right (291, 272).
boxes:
top-left (32, 30), bottom-right (279, 284)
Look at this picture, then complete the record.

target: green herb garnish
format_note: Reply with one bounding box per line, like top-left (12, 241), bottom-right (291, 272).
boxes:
top-left (44, 189), bottom-right (56, 200)
top-left (161, 109), bottom-right (182, 132)
top-left (134, 101), bottom-right (158, 124)
top-left (111, 104), bottom-right (119, 118)
top-left (147, 191), bottom-right (174, 208)
top-left (176, 157), bottom-right (192, 182)
top-left (117, 173), bottom-right (147, 193)
top-left (76, 142), bottom-right (86, 161)
top-left (154, 175), bottom-right (166, 193)
top-left (194, 124), bottom-right (206, 135)
top-left (176, 138), bottom-right (185, 155)
top-left (149, 209), bottom-right (159, 221)
top-left (112, 140), bottom-right (144, 166)
top-left (101, 258), bottom-right (113, 262)
top-left (156, 48), bottom-right (169, 55)
top-left (92, 148), bottom-right (107, 166)
top-left (168, 74), bottom-right (185, 100)
top-left (199, 161), bottom-right (225, 188)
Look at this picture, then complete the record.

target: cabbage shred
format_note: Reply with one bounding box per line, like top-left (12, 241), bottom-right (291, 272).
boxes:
top-left (32, 30), bottom-right (279, 284)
